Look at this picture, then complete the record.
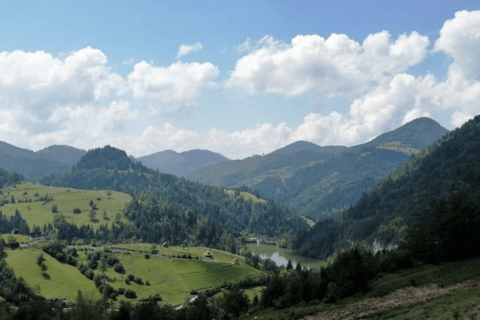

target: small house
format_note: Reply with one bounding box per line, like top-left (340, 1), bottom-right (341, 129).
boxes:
top-left (162, 242), bottom-right (169, 248)
top-left (203, 250), bottom-right (213, 258)
top-left (233, 258), bottom-right (239, 265)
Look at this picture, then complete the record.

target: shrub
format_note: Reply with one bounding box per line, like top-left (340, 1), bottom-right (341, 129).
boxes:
top-left (117, 288), bottom-right (125, 295)
top-left (144, 254), bottom-right (150, 259)
top-left (125, 279), bottom-right (130, 285)
top-left (85, 268), bottom-right (94, 280)
top-left (113, 263), bottom-right (125, 273)
top-left (127, 274), bottom-right (135, 281)
top-left (134, 276), bottom-right (143, 285)
top-left (145, 281), bottom-right (150, 286)
top-left (93, 274), bottom-right (103, 288)
top-left (51, 205), bottom-right (58, 213)
top-left (124, 290), bottom-right (137, 299)
top-left (73, 208), bottom-right (82, 214)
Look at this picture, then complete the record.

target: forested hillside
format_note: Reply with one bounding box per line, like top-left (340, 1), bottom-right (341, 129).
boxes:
top-left (296, 114), bottom-right (480, 259)
top-left (40, 146), bottom-right (305, 250)
top-left (138, 149), bottom-right (230, 177)
top-left (0, 141), bottom-right (83, 178)
top-left (188, 118), bottom-right (448, 219)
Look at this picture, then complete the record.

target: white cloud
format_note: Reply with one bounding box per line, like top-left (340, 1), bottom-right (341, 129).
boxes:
top-left (227, 32), bottom-right (429, 97)
top-left (176, 43), bottom-right (203, 59)
top-left (127, 60), bottom-right (219, 103)
top-left (0, 47), bottom-right (123, 115)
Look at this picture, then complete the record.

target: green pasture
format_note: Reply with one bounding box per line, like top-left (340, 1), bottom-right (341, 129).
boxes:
top-left (5, 248), bottom-right (100, 300)
top-left (108, 244), bottom-right (247, 264)
top-left (0, 234), bottom-right (30, 243)
top-left (0, 182), bottom-right (131, 229)
top-left (55, 246), bottom-right (262, 305)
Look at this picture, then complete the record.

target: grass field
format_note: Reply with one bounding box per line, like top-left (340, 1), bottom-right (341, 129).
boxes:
top-left (5, 248), bottom-right (100, 300)
top-left (0, 182), bottom-right (131, 229)
top-left (0, 234), bottom-right (30, 242)
top-left (108, 244), bottom-right (247, 264)
top-left (6, 244), bottom-right (263, 306)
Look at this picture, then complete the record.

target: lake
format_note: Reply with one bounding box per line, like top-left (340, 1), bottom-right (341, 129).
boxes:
top-left (245, 244), bottom-right (326, 270)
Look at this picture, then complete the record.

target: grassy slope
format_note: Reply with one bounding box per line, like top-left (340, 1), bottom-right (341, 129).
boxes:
top-left (0, 234), bottom-right (30, 242)
top-left (240, 257), bottom-right (480, 320)
top-left (0, 182), bottom-right (131, 229)
top-left (5, 248), bottom-right (100, 300)
top-left (5, 245), bottom-right (263, 306)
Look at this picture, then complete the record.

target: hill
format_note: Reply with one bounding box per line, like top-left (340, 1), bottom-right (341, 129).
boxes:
top-left (35, 145), bottom-right (86, 165)
top-left (0, 141), bottom-right (86, 178)
top-left (0, 182), bottom-right (131, 231)
top-left (5, 244), bottom-right (262, 305)
top-left (295, 114), bottom-right (480, 259)
top-left (40, 146), bottom-right (305, 250)
top-left (137, 149), bottom-right (230, 177)
top-left (188, 118), bottom-right (448, 219)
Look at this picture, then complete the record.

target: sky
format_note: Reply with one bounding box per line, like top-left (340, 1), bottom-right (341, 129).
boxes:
top-left (1, 0), bottom-right (480, 159)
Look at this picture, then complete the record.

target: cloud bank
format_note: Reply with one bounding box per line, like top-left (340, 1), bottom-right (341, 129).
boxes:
top-left (1, 10), bottom-right (480, 159)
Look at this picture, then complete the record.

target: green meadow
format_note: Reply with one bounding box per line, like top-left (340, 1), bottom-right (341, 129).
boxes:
top-left (0, 182), bottom-right (131, 229)
top-left (6, 245), bottom-right (263, 306)
top-left (0, 234), bottom-right (30, 243)
top-left (5, 248), bottom-right (100, 300)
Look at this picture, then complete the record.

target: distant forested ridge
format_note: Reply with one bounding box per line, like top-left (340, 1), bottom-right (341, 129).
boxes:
top-left (187, 118), bottom-right (448, 219)
top-left (295, 115), bottom-right (480, 259)
top-left (40, 146), bottom-right (304, 250)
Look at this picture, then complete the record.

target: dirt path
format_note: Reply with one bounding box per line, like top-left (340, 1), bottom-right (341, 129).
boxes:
top-left (303, 279), bottom-right (480, 320)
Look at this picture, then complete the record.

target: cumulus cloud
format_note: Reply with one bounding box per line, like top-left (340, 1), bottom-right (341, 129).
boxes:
top-left (227, 32), bottom-right (429, 97)
top-left (127, 61), bottom-right (219, 103)
top-left (0, 47), bottom-right (123, 115)
top-left (176, 43), bottom-right (203, 59)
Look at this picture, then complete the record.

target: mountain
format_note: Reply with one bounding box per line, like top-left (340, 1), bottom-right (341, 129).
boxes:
top-left (0, 141), bottom-right (72, 178)
top-left (40, 145), bottom-right (305, 247)
top-left (187, 118), bottom-right (449, 219)
top-left (137, 149), bottom-right (230, 177)
top-left (35, 145), bottom-right (86, 165)
top-left (295, 114), bottom-right (480, 260)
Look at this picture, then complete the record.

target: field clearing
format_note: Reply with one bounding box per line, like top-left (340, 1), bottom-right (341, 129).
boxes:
top-left (0, 182), bottom-right (131, 229)
top-left (26, 246), bottom-right (263, 306)
top-left (5, 248), bottom-right (100, 300)
top-left (0, 234), bottom-right (30, 242)
top-left (108, 244), bottom-right (247, 264)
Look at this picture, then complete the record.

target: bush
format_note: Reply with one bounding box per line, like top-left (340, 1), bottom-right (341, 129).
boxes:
top-left (51, 205), bottom-right (58, 213)
top-left (113, 262), bottom-right (125, 273)
top-left (145, 281), bottom-right (150, 286)
top-left (73, 208), bottom-right (82, 214)
top-left (125, 279), bottom-right (130, 285)
top-left (93, 274), bottom-right (103, 288)
top-left (134, 276), bottom-right (143, 285)
top-left (127, 274), bottom-right (135, 281)
top-left (144, 254), bottom-right (150, 259)
top-left (124, 289), bottom-right (137, 299)
top-left (85, 268), bottom-right (94, 280)
top-left (118, 288), bottom-right (125, 295)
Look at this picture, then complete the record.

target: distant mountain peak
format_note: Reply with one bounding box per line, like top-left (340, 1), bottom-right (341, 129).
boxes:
top-left (271, 140), bottom-right (347, 156)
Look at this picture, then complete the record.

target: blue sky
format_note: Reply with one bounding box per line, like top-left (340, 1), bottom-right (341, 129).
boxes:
top-left (1, 0), bottom-right (480, 158)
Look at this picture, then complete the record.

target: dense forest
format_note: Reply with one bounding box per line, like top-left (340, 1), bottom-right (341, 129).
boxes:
top-left (187, 118), bottom-right (448, 219)
top-left (39, 146), bottom-right (305, 250)
top-left (295, 114), bottom-right (480, 259)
